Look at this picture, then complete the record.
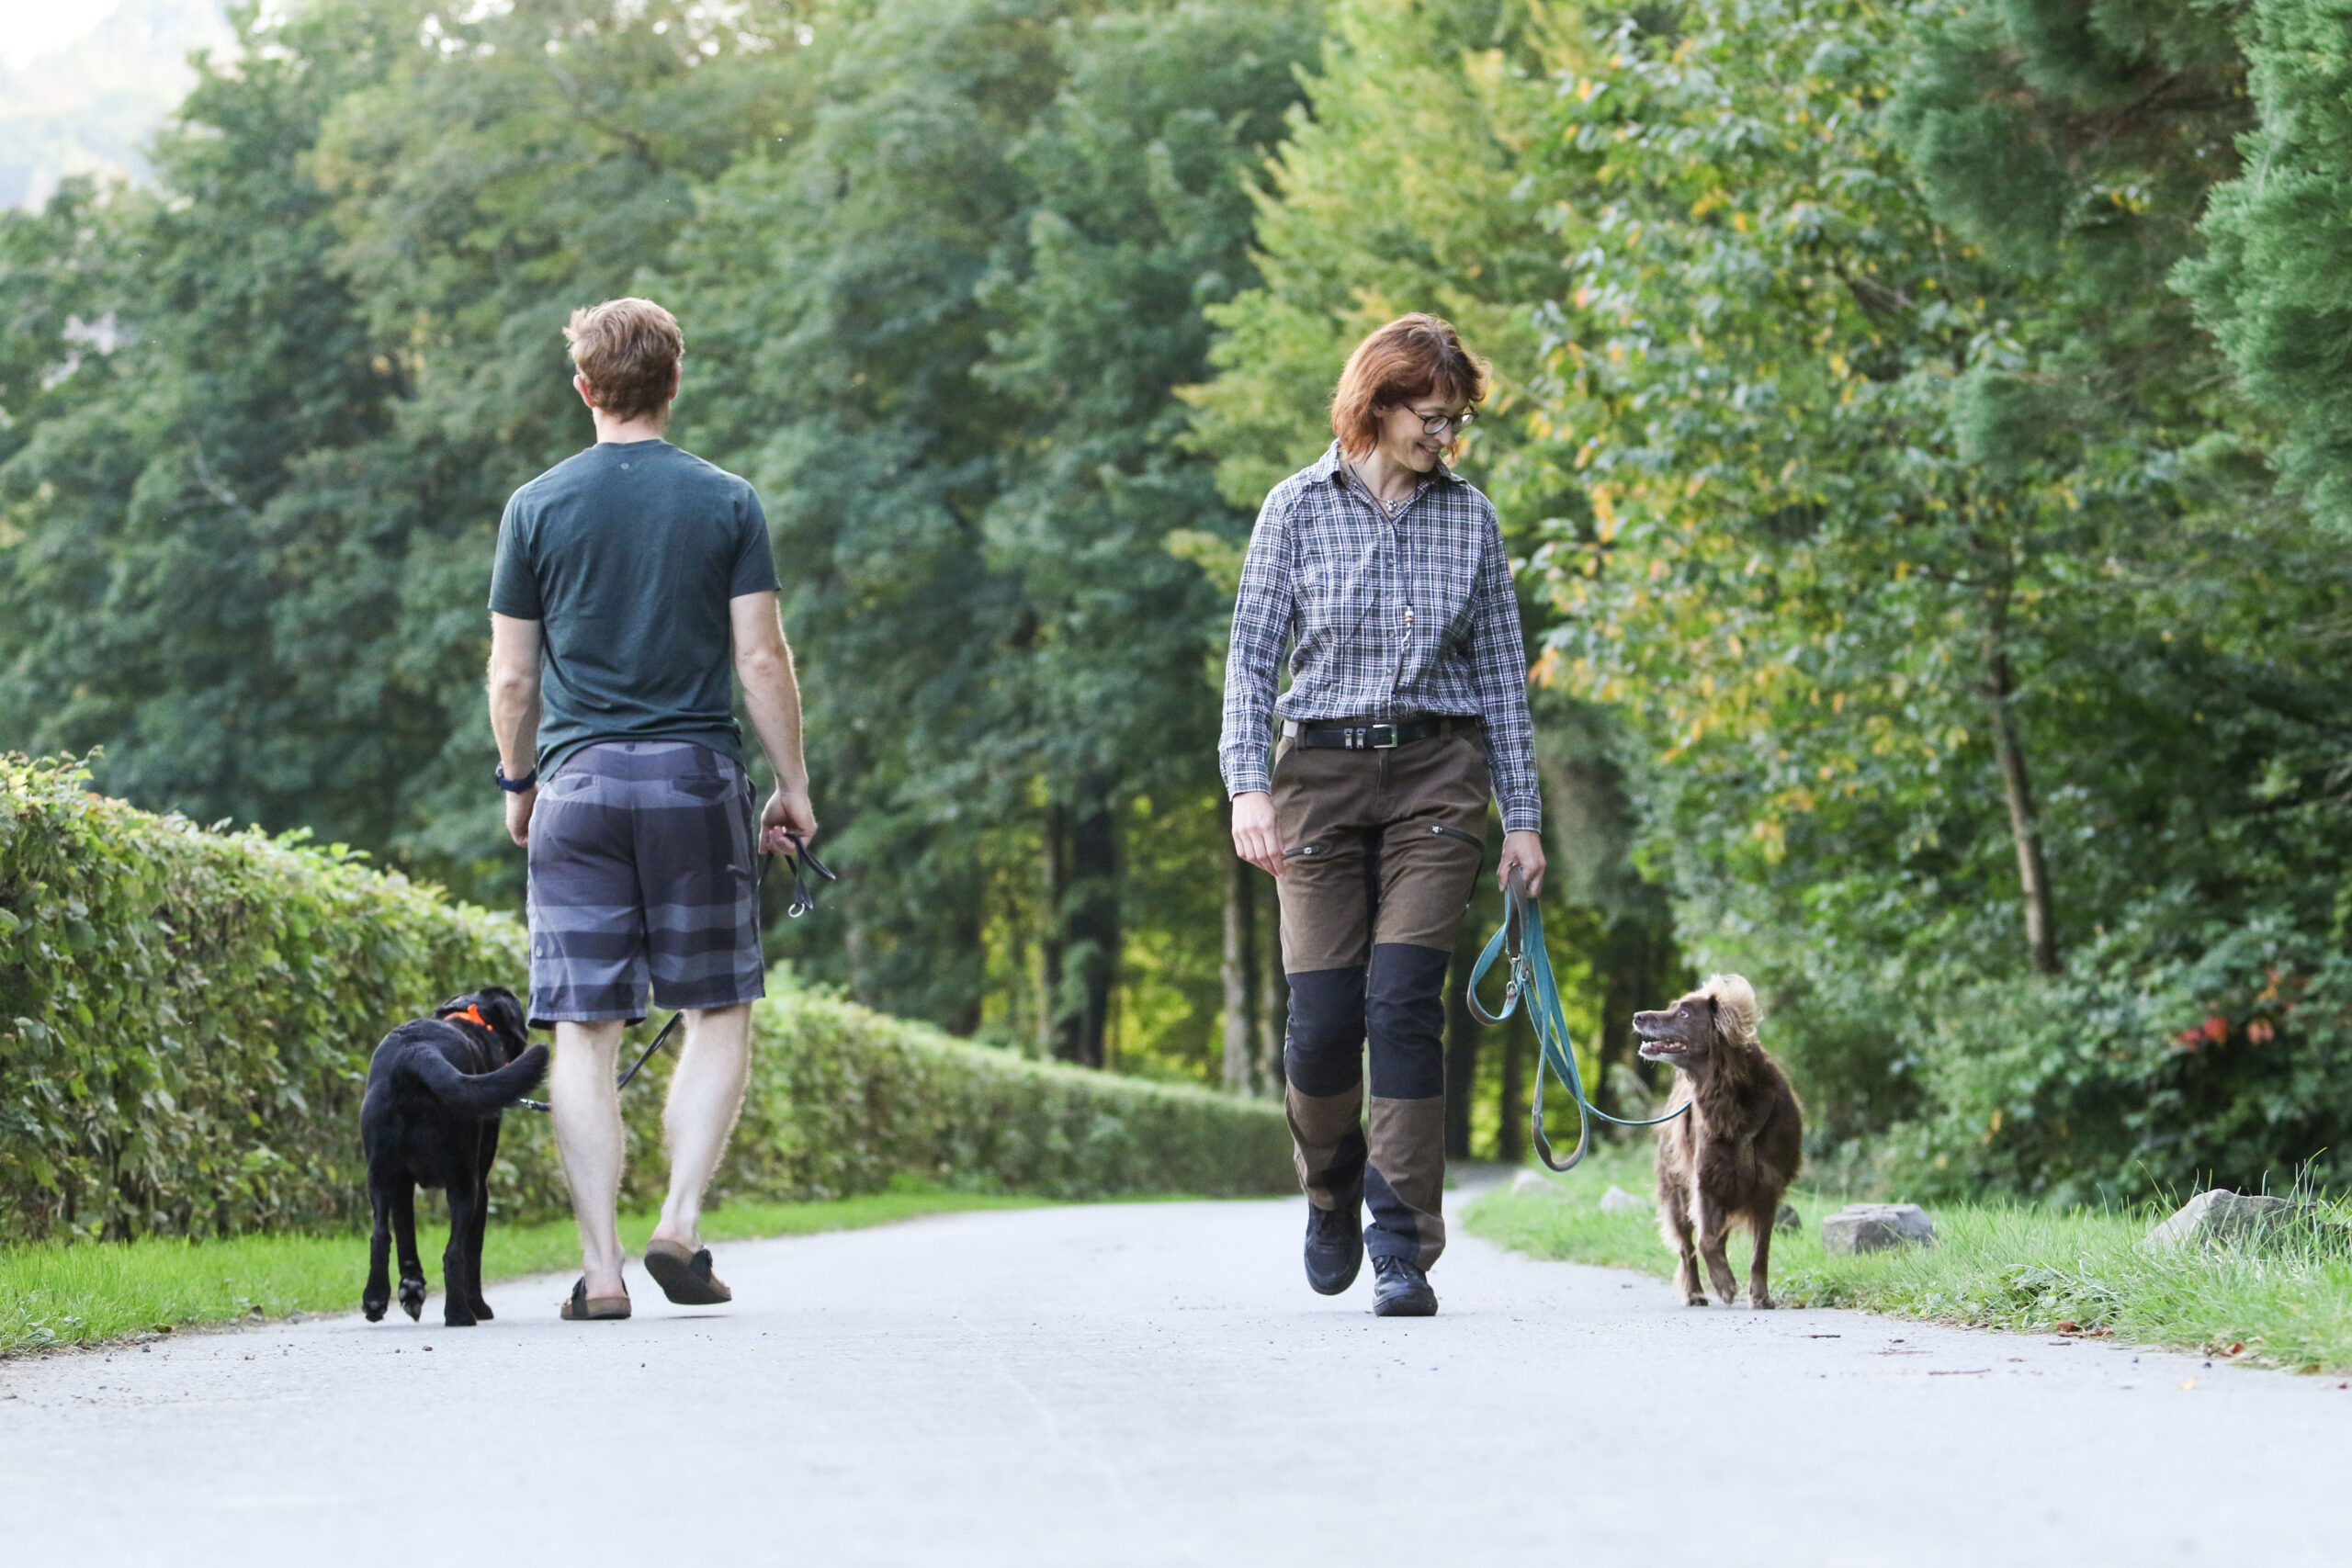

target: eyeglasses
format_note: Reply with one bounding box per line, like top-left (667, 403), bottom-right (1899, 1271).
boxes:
top-left (1409, 406), bottom-right (1477, 437)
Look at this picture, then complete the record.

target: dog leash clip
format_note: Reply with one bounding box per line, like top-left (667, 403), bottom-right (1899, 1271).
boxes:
top-left (776, 830), bottom-right (839, 919)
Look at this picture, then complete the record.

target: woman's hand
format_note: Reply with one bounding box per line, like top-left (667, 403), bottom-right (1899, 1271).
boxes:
top-left (1498, 829), bottom-right (1545, 897)
top-left (1230, 791), bottom-right (1285, 877)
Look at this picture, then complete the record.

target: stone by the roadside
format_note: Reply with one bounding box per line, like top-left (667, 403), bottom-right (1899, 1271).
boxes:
top-left (1822, 1202), bottom-right (1937, 1255)
top-left (1510, 1169), bottom-right (1552, 1196)
top-left (2143, 1189), bottom-right (2349, 1253)
top-left (1600, 1185), bottom-right (1645, 1213)
top-left (1774, 1202), bottom-right (1801, 1235)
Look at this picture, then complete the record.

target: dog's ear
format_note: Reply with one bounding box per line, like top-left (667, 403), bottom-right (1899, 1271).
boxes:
top-left (477, 987), bottom-right (531, 1056)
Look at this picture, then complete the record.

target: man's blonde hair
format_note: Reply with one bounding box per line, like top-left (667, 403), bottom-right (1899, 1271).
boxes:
top-left (564, 298), bottom-right (683, 420)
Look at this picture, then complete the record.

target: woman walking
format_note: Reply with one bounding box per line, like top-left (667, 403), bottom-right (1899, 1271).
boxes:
top-left (1221, 314), bottom-right (1544, 1317)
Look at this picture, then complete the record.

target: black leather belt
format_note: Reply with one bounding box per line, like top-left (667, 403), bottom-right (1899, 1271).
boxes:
top-left (1288, 716), bottom-right (1464, 750)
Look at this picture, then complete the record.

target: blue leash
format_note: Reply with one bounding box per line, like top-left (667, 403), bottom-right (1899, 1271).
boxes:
top-left (1467, 868), bottom-right (1689, 1171)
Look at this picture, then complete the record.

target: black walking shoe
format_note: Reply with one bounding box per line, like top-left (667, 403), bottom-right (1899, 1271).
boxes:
top-left (1304, 1199), bottom-right (1364, 1295)
top-left (1372, 1255), bottom-right (1438, 1317)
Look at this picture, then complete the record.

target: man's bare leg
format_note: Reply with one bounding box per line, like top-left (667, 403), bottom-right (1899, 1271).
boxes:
top-left (651, 1002), bottom-right (753, 1249)
top-left (551, 1020), bottom-right (628, 1298)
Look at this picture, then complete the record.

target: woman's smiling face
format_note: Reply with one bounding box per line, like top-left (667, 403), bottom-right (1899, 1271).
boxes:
top-left (1375, 396), bottom-right (1473, 472)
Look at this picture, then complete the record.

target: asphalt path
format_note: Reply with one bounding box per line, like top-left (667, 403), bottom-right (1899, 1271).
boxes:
top-left (3, 1187), bottom-right (2344, 1567)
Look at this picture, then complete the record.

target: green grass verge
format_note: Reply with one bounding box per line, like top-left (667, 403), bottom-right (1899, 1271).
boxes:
top-left (0, 1180), bottom-right (1044, 1356)
top-left (1466, 1144), bottom-right (2352, 1375)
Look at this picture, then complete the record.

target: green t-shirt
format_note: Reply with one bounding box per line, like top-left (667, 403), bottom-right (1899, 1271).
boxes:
top-left (488, 440), bottom-right (781, 779)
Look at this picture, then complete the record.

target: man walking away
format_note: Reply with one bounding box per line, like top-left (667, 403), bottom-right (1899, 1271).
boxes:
top-left (486, 297), bottom-right (816, 1322)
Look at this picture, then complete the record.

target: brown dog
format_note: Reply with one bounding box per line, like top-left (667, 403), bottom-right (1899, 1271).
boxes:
top-left (1634, 975), bottom-right (1803, 1308)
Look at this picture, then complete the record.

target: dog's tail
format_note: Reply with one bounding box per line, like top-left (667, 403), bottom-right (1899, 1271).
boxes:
top-left (401, 1042), bottom-right (551, 1119)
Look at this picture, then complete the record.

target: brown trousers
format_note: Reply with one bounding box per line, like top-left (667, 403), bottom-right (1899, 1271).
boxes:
top-left (1272, 719), bottom-right (1488, 1269)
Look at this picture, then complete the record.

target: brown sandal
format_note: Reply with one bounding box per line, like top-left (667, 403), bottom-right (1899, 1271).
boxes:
top-left (642, 1237), bottom-right (732, 1305)
top-left (560, 1277), bottom-right (631, 1321)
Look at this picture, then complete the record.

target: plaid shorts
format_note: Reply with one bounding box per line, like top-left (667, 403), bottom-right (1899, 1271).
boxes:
top-left (525, 741), bottom-right (766, 1026)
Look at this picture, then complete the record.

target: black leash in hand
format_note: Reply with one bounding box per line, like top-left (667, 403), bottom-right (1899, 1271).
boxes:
top-left (514, 831), bottom-right (838, 1113)
top-left (774, 830), bottom-right (837, 919)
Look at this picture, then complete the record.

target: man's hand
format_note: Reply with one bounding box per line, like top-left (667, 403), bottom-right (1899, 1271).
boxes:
top-left (1498, 829), bottom-right (1546, 897)
top-left (504, 784), bottom-right (537, 849)
top-left (760, 784), bottom-right (817, 856)
top-left (1231, 791), bottom-right (1285, 877)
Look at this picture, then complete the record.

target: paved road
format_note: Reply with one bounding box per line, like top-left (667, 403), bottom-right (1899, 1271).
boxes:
top-left (3, 1190), bottom-right (2344, 1567)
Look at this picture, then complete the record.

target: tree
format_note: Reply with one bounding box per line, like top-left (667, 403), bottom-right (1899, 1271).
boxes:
top-left (673, 0), bottom-right (1320, 1057)
top-left (2181, 0), bottom-right (2352, 532)
top-left (0, 0), bottom-right (810, 897)
top-left (0, 1), bottom-right (424, 855)
top-left (980, 0), bottom-right (1322, 1063)
top-left (2, 0), bottom-right (1327, 1076)
top-left (1519, 0), bottom-right (2352, 1193)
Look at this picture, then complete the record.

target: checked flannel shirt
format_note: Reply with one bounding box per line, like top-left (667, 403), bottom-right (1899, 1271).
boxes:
top-left (1219, 442), bottom-right (1543, 834)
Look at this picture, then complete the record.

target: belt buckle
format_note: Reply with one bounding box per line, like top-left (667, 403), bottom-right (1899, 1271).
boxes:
top-left (1369, 723), bottom-right (1398, 750)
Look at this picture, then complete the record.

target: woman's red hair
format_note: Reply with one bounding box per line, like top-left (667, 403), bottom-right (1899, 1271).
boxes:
top-left (1329, 314), bottom-right (1490, 457)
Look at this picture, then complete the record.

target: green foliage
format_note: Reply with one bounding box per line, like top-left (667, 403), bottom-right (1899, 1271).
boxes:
top-left (671, 0), bottom-right (1322, 1054)
top-left (1191, 0), bottom-right (2352, 1193)
top-left (1892, 919), bottom-right (2352, 1207)
top-left (1184, 0), bottom-right (1563, 508)
top-left (1509, 0), bottom-right (2352, 1191)
top-left (0, 0), bottom-right (1326, 1079)
top-left (0, 757), bottom-right (1293, 1243)
top-left (15, 0), bottom-right (2352, 1195)
top-left (0, 4), bottom-right (428, 857)
top-left (2182, 0), bottom-right (2352, 530)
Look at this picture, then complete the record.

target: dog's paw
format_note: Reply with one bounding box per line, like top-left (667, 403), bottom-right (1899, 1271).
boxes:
top-left (1751, 1294), bottom-right (1777, 1310)
top-left (399, 1278), bottom-right (426, 1321)
top-left (1684, 1294), bottom-right (1710, 1307)
top-left (362, 1300), bottom-right (388, 1324)
top-left (469, 1299), bottom-right (494, 1322)
top-left (443, 1310), bottom-right (478, 1328)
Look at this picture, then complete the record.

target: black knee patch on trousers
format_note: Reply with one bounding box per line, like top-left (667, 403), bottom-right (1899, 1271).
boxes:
top-left (1283, 965), bottom-right (1367, 1098)
top-left (1365, 942), bottom-right (1448, 1100)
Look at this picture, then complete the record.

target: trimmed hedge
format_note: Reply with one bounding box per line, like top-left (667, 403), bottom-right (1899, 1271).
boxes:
top-left (1, 756), bottom-right (527, 1240)
top-left (1, 757), bottom-right (1293, 1242)
top-left (605, 990), bottom-right (1300, 1211)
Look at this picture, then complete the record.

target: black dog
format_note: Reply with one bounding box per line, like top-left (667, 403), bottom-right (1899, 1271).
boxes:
top-left (359, 987), bottom-right (548, 1327)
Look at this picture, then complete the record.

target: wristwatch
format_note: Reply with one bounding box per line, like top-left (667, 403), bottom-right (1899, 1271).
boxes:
top-left (495, 763), bottom-right (537, 794)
